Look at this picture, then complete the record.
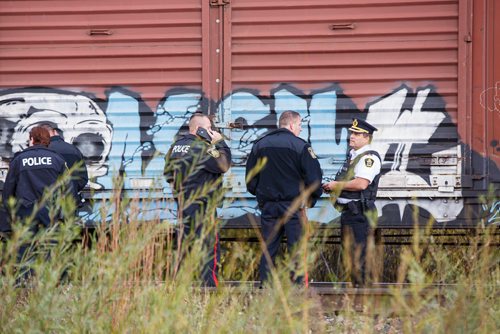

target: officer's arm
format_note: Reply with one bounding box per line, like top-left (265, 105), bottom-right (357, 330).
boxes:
top-left (3, 160), bottom-right (17, 208)
top-left (70, 146), bottom-right (89, 192)
top-left (323, 154), bottom-right (380, 192)
top-left (163, 146), bottom-right (175, 183)
top-left (59, 161), bottom-right (77, 200)
top-left (245, 148), bottom-right (259, 196)
top-left (336, 177), bottom-right (370, 191)
top-left (203, 140), bottom-right (231, 173)
top-left (300, 145), bottom-right (323, 204)
top-left (75, 158), bottom-right (88, 192)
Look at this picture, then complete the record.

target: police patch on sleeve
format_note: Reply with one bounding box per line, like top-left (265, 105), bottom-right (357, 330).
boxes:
top-left (365, 157), bottom-right (374, 167)
top-left (207, 147), bottom-right (220, 158)
top-left (307, 147), bottom-right (318, 159)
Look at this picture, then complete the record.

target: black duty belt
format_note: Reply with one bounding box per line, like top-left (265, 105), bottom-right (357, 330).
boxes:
top-left (335, 201), bottom-right (363, 215)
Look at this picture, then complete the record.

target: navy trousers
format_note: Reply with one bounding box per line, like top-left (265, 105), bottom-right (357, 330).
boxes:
top-left (340, 208), bottom-right (372, 286)
top-left (179, 202), bottom-right (220, 287)
top-left (259, 202), bottom-right (305, 284)
top-left (14, 205), bottom-right (52, 284)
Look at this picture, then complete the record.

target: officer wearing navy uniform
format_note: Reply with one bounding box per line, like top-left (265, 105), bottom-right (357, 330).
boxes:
top-left (3, 125), bottom-right (69, 282)
top-left (323, 118), bottom-right (381, 286)
top-left (3, 126), bottom-right (69, 226)
top-left (246, 110), bottom-right (323, 285)
top-left (42, 124), bottom-right (88, 207)
top-left (164, 113), bottom-right (231, 287)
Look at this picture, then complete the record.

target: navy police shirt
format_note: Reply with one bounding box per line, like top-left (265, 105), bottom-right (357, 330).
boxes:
top-left (245, 128), bottom-right (323, 207)
top-left (3, 145), bottom-right (68, 209)
top-left (164, 134), bottom-right (231, 208)
top-left (49, 135), bottom-right (88, 193)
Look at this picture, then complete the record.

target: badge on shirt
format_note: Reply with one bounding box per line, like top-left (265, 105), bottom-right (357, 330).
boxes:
top-left (308, 147), bottom-right (318, 159)
top-left (207, 147), bottom-right (220, 158)
top-left (365, 157), bottom-right (374, 167)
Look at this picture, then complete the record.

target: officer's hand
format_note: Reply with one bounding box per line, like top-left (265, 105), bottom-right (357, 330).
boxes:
top-left (322, 181), bottom-right (335, 192)
top-left (207, 128), bottom-right (223, 144)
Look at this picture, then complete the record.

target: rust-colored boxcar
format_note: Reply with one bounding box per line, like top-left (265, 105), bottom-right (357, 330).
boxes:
top-left (0, 0), bottom-right (498, 227)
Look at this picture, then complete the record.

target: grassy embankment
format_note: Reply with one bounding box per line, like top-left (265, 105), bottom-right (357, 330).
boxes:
top-left (0, 171), bottom-right (498, 333)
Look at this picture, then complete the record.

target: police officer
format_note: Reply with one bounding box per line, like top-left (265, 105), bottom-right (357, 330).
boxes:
top-left (164, 113), bottom-right (231, 287)
top-left (3, 125), bottom-right (69, 282)
top-left (42, 123), bottom-right (88, 207)
top-left (246, 110), bottom-right (323, 285)
top-left (322, 118), bottom-right (381, 286)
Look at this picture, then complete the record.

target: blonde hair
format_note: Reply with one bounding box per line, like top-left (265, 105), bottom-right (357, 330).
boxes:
top-left (278, 110), bottom-right (300, 128)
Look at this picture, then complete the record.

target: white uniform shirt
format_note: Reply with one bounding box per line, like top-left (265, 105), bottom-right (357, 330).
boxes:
top-left (351, 144), bottom-right (381, 183)
top-left (337, 144), bottom-right (381, 204)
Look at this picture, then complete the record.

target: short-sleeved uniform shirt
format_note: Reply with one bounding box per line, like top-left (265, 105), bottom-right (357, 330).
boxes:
top-left (351, 145), bottom-right (381, 183)
top-left (337, 144), bottom-right (381, 204)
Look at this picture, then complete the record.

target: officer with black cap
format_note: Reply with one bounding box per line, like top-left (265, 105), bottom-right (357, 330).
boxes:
top-left (323, 118), bottom-right (381, 286)
top-left (164, 113), bottom-right (231, 287)
top-left (246, 110), bottom-right (323, 285)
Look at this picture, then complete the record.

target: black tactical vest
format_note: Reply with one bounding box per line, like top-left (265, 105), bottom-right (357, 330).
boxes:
top-left (335, 150), bottom-right (381, 202)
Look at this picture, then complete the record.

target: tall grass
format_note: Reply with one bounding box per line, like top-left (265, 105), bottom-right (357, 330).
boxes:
top-left (0, 172), bottom-right (498, 333)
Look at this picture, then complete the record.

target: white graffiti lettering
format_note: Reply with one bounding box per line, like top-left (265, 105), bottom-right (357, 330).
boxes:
top-left (480, 81), bottom-right (500, 113)
top-left (486, 200), bottom-right (500, 225)
top-left (2, 83), bottom-right (493, 226)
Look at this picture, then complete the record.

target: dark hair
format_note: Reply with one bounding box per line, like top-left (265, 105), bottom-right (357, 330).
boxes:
top-left (41, 123), bottom-right (64, 137)
top-left (40, 123), bottom-right (54, 131)
top-left (29, 126), bottom-right (51, 146)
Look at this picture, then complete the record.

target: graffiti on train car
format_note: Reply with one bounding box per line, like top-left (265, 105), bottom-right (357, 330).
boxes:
top-left (480, 81), bottom-right (500, 113)
top-left (485, 201), bottom-right (500, 225)
top-left (0, 84), bottom-right (498, 226)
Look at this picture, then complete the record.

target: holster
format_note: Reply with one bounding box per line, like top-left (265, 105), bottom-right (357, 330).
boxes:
top-left (336, 200), bottom-right (374, 215)
top-left (364, 199), bottom-right (375, 210)
top-left (347, 201), bottom-right (360, 215)
top-left (335, 201), bottom-right (360, 214)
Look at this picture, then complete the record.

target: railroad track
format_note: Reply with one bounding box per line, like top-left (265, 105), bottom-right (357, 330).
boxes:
top-left (219, 227), bottom-right (500, 246)
top-left (205, 281), bottom-right (452, 313)
top-left (10, 278), bottom-right (455, 314)
top-left (311, 282), bottom-right (451, 312)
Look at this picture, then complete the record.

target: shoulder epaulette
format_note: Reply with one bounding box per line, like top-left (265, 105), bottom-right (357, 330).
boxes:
top-left (354, 150), bottom-right (381, 164)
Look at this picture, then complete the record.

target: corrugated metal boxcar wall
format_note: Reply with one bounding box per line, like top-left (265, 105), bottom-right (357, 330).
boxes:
top-left (470, 0), bottom-right (500, 189)
top-left (0, 0), bottom-right (210, 221)
top-left (220, 0), bottom-right (471, 226)
top-left (0, 0), bottom-right (498, 227)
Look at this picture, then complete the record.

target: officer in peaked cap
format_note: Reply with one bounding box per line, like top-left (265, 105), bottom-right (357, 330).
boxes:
top-left (323, 118), bottom-right (381, 286)
top-left (348, 118), bottom-right (378, 135)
